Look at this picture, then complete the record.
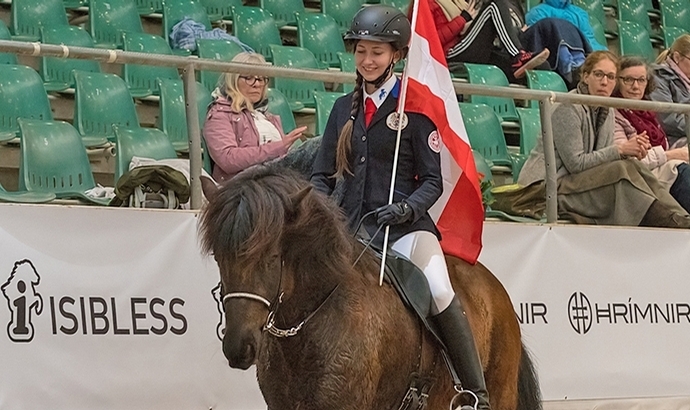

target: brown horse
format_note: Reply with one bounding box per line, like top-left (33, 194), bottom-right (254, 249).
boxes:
top-left (199, 166), bottom-right (540, 410)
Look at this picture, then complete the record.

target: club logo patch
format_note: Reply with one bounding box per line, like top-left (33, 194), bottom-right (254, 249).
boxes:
top-left (386, 113), bottom-right (408, 131)
top-left (428, 130), bottom-right (441, 153)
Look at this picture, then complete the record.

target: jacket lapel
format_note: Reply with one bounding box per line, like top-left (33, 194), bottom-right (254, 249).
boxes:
top-left (367, 93), bottom-right (397, 129)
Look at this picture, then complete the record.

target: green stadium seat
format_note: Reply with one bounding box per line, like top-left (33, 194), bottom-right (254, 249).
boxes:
top-left (162, 0), bottom-right (212, 41)
top-left (196, 38), bottom-right (246, 93)
top-left (0, 21), bottom-right (18, 65)
top-left (201, 0), bottom-right (241, 21)
top-left (321, 0), bottom-right (366, 34)
top-left (337, 51), bottom-right (356, 93)
top-left (73, 71), bottom-right (138, 147)
top-left (663, 26), bottom-right (688, 48)
top-left (122, 32), bottom-right (180, 98)
top-left (660, 0), bottom-right (690, 33)
top-left (314, 91), bottom-right (345, 136)
top-left (516, 107), bottom-right (541, 156)
top-left (269, 45), bottom-right (326, 110)
top-left (231, 6), bottom-right (283, 62)
top-left (260, 0), bottom-right (306, 28)
top-left (459, 103), bottom-right (518, 172)
top-left (463, 63), bottom-right (519, 122)
top-left (0, 65), bottom-right (53, 142)
top-left (157, 78), bottom-right (213, 152)
top-left (40, 26), bottom-right (101, 92)
top-left (267, 88), bottom-right (299, 134)
top-left (89, 0), bottom-right (144, 49)
top-left (617, 20), bottom-right (656, 62)
top-left (113, 126), bottom-right (178, 183)
top-left (63, 0), bottom-right (88, 8)
top-left (525, 69), bottom-right (567, 109)
top-left (17, 118), bottom-right (109, 205)
top-left (296, 13), bottom-right (346, 69)
top-left (10, 0), bottom-right (69, 42)
top-left (0, 181), bottom-right (56, 204)
top-left (617, 0), bottom-right (660, 41)
top-left (135, 0), bottom-right (163, 15)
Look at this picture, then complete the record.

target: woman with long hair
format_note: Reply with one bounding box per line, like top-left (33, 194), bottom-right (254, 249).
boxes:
top-left (311, 5), bottom-right (493, 409)
top-left (202, 52), bottom-right (307, 182)
top-left (650, 34), bottom-right (690, 148)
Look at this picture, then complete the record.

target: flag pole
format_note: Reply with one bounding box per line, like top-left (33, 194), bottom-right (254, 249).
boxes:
top-left (379, 0), bottom-right (423, 286)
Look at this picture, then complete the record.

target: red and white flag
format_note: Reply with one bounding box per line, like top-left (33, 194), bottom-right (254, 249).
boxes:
top-left (401, 0), bottom-right (484, 263)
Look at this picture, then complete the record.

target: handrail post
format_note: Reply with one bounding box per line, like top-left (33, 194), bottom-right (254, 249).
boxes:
top-left (685, 112), bottom-right (690, 161)
top-left (183, 63), bottom-right (203, 210)
top-left (539, 97), bottom-right (558, 223)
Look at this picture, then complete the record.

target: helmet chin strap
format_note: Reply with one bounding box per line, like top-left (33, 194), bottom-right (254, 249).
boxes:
top-left (363, 60), bottom-right (397, 89)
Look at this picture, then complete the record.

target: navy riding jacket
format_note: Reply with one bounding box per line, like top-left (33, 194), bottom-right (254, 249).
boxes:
top-left (310, 82), bottom-right (443, 248)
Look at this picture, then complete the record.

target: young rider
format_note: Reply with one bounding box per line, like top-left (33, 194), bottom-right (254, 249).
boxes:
top-left (310, 5), bottom-right (492, 409)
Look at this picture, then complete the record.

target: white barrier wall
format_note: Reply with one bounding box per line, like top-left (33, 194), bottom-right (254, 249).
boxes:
top-left (0, 204), bottom-right (688, 409)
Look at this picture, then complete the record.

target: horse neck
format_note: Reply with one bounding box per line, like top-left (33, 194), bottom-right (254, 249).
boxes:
top-left (277, 211), bottom-right (355, 325)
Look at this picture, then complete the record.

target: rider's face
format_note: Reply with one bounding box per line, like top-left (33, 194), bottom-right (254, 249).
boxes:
top-left (354, 40), bottom-right (399, 85)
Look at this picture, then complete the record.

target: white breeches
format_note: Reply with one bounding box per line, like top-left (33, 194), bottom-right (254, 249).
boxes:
top-left (391, 230), bottom-right (455, 314)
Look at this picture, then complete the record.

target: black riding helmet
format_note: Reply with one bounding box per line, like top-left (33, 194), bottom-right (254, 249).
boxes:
top-left (344, 5), bottom-right (411, 53)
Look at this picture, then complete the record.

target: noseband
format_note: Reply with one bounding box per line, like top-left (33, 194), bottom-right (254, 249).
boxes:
top-left (222, 261), bottom-right (339, 339)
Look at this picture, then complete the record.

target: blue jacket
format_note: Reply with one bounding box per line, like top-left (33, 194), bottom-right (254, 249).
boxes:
top-left (310, 83), bottom-right (442, 248)
top-left (525, 0), bottom-right (607, 51)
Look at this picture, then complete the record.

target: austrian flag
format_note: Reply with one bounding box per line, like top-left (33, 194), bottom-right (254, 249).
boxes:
top-left (401, 0), bottom-right (484, 263)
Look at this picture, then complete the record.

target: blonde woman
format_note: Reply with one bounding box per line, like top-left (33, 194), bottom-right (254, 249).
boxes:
top-left (203, 52), bottom-right (307, 182)
top-left (650, 34), bottom-right (690, 148)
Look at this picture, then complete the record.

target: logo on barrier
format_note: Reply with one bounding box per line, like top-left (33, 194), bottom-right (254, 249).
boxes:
top-left (1, 260), bottom-right (43, 343)
top-left (568, 292), bottom-right (592, 335)
top-left (2, 259), bottom-right (189, 342)
top-left (212, 282), bottom-right (226, 341)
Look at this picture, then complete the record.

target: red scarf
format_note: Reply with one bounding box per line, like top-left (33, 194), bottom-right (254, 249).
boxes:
top-left (618, 107), bottom-right (668, 150)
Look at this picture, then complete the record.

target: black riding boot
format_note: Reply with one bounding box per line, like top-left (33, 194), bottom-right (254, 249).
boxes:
top-left (431, 296), bottom-right (492, 410)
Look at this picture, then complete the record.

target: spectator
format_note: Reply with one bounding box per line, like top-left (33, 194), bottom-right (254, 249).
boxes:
top-left (525, 0), bottom-right (607, 52)
top-left (203, 52), bottom-right (307, 182)
top-left (517, 51), bottom-right (690, 228)
top-left (649, 34), bottom-right (690, 148)
top-left (614, 56), bottom-right (690, 212)
top-left (430, 0), bottom-right (549, 79)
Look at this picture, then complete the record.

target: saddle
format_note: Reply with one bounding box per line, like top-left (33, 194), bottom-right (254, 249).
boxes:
top-left (360, 239), bottom-right (445, 349)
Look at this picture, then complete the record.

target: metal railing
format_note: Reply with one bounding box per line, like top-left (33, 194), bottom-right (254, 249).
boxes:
top-left (2, 39), bottom-right (690, 221)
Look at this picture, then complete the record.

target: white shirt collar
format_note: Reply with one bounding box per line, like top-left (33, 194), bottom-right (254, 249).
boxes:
top-left (362, 75), bottom-right (398, 109)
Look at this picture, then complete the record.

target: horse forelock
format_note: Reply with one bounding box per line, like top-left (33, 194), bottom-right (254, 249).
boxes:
top-left (200, 167), bottom-right (292, 267)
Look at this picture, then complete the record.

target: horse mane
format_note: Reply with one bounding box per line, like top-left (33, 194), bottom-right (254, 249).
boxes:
top-left (199, 165), bottom-right (355, 278)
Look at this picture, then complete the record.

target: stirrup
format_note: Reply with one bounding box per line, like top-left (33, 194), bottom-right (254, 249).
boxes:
top-left (449, 386), bottom-right (479, 410)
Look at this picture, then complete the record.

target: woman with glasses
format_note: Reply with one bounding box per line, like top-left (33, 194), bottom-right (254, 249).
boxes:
top-left (518, 50), bottom-right (690, 227)
top-left (203, 52), bottom-right (307, 182)
top-left (650, 34), bottom-right (690, 148)
top-left (613, 56), bottom-right (690, 212)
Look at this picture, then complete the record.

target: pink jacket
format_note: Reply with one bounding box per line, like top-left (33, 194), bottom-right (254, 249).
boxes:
top-left (203, 96), bottom-right (288, 181)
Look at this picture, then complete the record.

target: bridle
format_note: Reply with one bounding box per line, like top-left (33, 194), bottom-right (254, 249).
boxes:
top-left (221, 261), bottom-right (339, 338)
top-left (220, 212), bottom-right (377, 339)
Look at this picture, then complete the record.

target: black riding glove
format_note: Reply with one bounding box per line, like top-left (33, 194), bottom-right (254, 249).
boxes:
top-left (375, 201), bottom-right (413, 226)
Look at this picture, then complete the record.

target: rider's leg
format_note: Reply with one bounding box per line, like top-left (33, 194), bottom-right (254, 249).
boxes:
top-left (391, 231), bottom-right (491, 410)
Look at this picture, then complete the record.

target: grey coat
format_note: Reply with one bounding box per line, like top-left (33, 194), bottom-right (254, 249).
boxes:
top-left (517, 88), bottom-right (620, 187)
top-left (649, 63), bottom-right (690, 146)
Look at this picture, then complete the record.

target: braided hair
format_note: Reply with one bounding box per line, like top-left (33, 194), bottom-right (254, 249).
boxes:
top-left (334, 71), bottom-right (365, 177)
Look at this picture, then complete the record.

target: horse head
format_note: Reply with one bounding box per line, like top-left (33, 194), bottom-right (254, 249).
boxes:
top-left (199, 167), bottom-right (353, 369)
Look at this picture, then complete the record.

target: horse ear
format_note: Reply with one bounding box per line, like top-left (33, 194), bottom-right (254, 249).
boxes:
top-left (287, 185), bottom-right (313, 217)
top-left (201, 176), bottom-right (219, 202)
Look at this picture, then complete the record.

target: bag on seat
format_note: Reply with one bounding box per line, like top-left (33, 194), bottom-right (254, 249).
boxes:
top-left (110, 164), bottom-right (190, 209)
